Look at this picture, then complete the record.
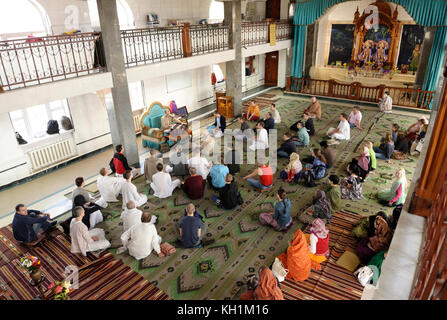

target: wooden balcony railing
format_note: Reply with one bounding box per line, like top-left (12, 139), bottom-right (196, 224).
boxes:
top-left (285, 76), bottom-right (436, 110)
top-left (410, 178), bottom-right (447, 300)
top-left (242, 20), bottom-right (293, 47)
top-left (0, 32), bottom-right (103, 91)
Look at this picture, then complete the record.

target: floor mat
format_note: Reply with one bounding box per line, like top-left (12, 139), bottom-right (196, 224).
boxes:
top-left (280, 210), bottom-right (364, 300)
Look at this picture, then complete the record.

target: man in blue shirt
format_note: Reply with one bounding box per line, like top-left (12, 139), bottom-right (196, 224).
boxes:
top-left (207, 163), bottom-right (229, 190)
top-left (12, 204), bottom-right (57, 243)
top-left (177, 204), bottom-right (207, 248)
top-left (293, 121), bottom-right (310, 147)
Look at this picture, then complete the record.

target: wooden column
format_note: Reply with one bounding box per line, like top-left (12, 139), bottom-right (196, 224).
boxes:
top-left (181, 23), bottom-right (192, 57)
top-left (409, 78), bottom-right (447, 216)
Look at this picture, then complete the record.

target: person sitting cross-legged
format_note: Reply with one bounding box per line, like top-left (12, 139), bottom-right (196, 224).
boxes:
top-left (292, 121), bottom-right (310, 147)
top-left (73, 176), bottom-right (107, 208)
top-left (121, 170), bottom-right (148, 209)
top-left (325, 175), bottom-right (341, 212)
top-left (212, 174), bottom-right (240, 210)
top-left (150, 163), bottom-right (181, 198)
top-left (374, 132), bottom-right (394, 163)
top-left (70, 206), bottom-right (110, 257)
top-left (97, 167), bottom-right (124, 203)
top-left (298, 189), bottom-right (332, 225)
top-left (249, 121), bottom-right (269, 151)
top-left (280, 152), bottom-right (302, 183)
top-left (207, 110), bottom-right (226, 138)
top-left (277, 132), bottom-right (297, 158)
top-left (348, 106), bottom-right (363, 130)
top-left (263, 112), bottom-right (275, 133)
top-left (175, 203), bottom-right (208, 248)
top-left (181, 167), bottom-right (206, 200)
top-left (303, 96), bottom-right (322, 120)
top-left (270, 103), bottom-right (281, 124)
top-left (259, 187), bottom-right (292, 231)
top-left (188, 147), bottom-right (212, 180)
top-left (244, 101), bottom-right (261, 122)
top-left (120, 200), bottom-right (144, 233)
top-left (208, 161), bottom-right (230, 191)
top-left (12, 204), bottom-right (57, 244)
top-left (304, 218), bottom-right (330, 264)
top-left (119, 212), bottom-right (163, 260)
top-left (327, 113), bottom-right (350, 144)
top-left (303, 112), bottom-right (315, 136)
top-left (72, 195), bottom-right (104, 230)
top-left (143, 149), bottom-right (162, 184)
top-left (243, 159), bottom-right (273, 191)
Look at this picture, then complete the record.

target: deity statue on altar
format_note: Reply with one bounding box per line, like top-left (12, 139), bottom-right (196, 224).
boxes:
top-left (357, 40), bottom-right (375, 64)
top-left (375, 40), bottom-right (389, 65)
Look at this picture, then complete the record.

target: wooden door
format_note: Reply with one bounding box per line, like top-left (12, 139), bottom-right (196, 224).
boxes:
top-left (265, 51), bottom-right (279, 86)
top-left (266, 0), bottom-right (281, 20)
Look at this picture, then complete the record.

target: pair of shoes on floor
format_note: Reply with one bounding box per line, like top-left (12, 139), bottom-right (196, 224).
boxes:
top-left (201, 239), bottom-right (215, 247)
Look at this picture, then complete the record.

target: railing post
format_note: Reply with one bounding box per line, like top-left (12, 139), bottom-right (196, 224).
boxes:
top-left (286, 76), bottom-right (291, 92)
top-left (328, 80), bottom-right (334, 97)
top-left (181, 22), bottom-right (192, 57)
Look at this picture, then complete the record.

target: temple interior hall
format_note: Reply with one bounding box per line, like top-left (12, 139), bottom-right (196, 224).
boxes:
top-left (0, 0), bottom-right (446, 302)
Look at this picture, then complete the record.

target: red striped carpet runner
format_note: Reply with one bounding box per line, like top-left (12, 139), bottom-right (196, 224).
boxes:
top-left (281, 210), bottom-right (365, 300)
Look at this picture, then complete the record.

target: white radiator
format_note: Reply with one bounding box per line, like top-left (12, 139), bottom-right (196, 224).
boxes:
top-left (25, 135), bottom-right (77, 172)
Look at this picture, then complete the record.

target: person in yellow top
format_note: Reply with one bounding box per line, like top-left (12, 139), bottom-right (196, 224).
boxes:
top-left (244, 101), bottom-right (260, 121)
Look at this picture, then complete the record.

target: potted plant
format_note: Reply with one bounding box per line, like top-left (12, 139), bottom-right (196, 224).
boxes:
top-left (20, 255), bottom-right (42, 283)
top-left (48, 280), bottom-right (72, 300)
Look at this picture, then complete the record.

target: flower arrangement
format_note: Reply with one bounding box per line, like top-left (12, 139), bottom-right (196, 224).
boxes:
top-left (20, 255), bottom-right (41, 273)
top-left (48, 280), bottom-right (72, 300)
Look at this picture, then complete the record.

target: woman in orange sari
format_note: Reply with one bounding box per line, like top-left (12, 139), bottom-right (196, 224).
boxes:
top-left (277, 229), bottom-right (316, 282)
top-left (240, 266), bottom-right (284, 300)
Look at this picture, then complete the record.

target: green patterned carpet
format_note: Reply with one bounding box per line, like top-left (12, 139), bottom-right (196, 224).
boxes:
top-left (91, 95), bottom-right (424, 300)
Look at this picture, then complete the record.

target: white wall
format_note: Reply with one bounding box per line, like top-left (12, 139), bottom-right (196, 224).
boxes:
top-left (142, 66), bottom-right (214, 113)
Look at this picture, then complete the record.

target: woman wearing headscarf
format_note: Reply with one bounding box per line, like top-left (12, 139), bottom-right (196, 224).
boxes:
top-left (72, 195), bottom-right (104, 229)
top-left (347, 148), bottom-right (370, 182)
top-left (277, 229), bottom-right (314, 281)
top-left (298, 189), bottom-right (332, 225)
top-left (357, 214), bottom-right (392, 264)
top-left (240, 266), bottom-right (284, 300)
top-left (305, 218), bottom-right (330, 264)
top-left (378, 168), bottom-right (407, 206)
top-left (279, 152), bottom-right (302, 182)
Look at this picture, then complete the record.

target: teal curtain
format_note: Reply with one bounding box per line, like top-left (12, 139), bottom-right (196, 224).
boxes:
top-left (291, 25), bottom-right (307, 83)
top-left (293, 0), bottom-right (447, 27)
top-left (423, 26), bottom-right (447, 92)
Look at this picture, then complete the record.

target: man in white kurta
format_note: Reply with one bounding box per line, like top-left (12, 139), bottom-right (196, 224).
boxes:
top-left (249, 122), bottom-right (269, 151)
top-left (97, 168), bottom-right (124, 203)
top-left (150, 163), bottom-right (181, 198)
top-left (188, 149), bottom-right (211, 180)
top-left (120, 200), bottom-right (143, 232)
top-left (121, 171), bottom-right (148, 209)
top-left (120, 212), bottom-right (164, 260)
top-left (327, 113), bottom-right (351, 140)
top-left (70, 207), bottom-right (110, 256)
top-left (271, 104), bottom-right (281, 123)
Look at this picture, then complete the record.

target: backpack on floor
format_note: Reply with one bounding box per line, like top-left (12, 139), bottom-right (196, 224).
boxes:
top-left (303, 170), bottom-right (316, 187)
top-left (46, 120), bottom-right (59, 135)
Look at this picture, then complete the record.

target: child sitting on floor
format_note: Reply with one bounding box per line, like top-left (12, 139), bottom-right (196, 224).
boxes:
top-left (279, 152), bottom-right (302, 183)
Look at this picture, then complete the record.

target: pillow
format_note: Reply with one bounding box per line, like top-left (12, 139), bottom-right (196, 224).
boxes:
top-left (336, 251), bottom-right (361, 272)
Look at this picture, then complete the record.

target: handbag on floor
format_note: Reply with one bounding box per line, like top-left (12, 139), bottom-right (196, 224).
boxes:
top-left (354, 266), bottom-right (374, 286)
top-left (271, 257), bottom-right (289, 282)
top-left (160, 242), bottom-right (176, 256)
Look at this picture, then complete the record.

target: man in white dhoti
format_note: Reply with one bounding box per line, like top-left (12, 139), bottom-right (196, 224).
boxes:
top-left (249, 121), bottom-right (269, 151)
top-left (73, 177), bottom-right (108, 208)
top-left (70, 206), bottom-right (110, 257)
top-left (120, 200), bottom-right (143, 232)
top-left (327, 113), bottom-right (351, 144)
top-left (97, 168), bottom-right (124, 203)
top-left (150, 163), bottom-right (181, 198)
top-left (121, 171), bottom-right (148, 209)
top-left (120, 212), bottom-right (164, 260)
top-left (188, 148), bottom-right (212, 180)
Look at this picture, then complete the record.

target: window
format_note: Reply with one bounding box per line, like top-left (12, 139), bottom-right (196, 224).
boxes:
top-left (209, 0), bottom-right (224, 23)
top-left (87, 0), bottom-right (135, 30)
top-left (0, 0), bottom-right (52, 40)
top-left (128, 81), bottom-right (145, 111)
top-left (9, 99), bottom-right (72, 142)
top-left (212, 64), bottom-right (225, 83)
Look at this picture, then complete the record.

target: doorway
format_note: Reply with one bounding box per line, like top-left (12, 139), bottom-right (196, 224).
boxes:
top-left (265, 51), bottom-right (279, 86)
